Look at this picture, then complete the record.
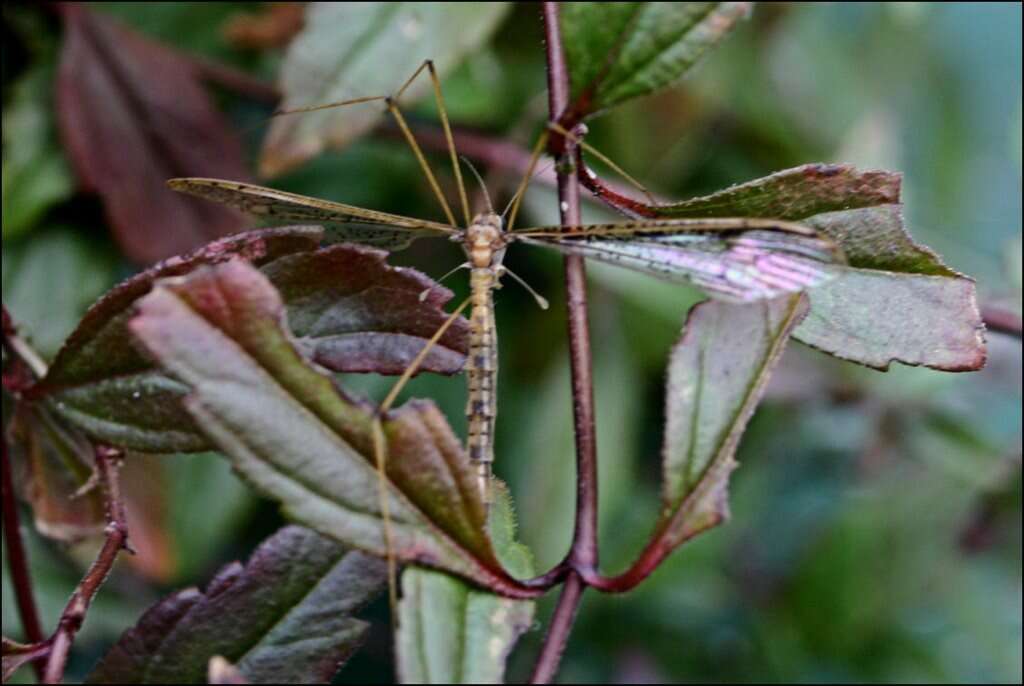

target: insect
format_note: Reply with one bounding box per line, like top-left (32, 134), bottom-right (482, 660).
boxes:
top-left (166, 179), bottom-right (841, 480)
top-left (167, 60), bottom-right (843, 609)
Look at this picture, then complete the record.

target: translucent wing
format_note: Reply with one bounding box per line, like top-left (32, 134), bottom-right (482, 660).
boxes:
top-left (168, 178), bottom-right (455, 250)
top-left (518, 218), bottom-right (844, 303)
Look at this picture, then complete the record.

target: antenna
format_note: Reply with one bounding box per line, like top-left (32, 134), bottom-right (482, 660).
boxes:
top-left (459, 155), bottom-right (494, 215)
top-left (499, 266), bottom-right (549, 310)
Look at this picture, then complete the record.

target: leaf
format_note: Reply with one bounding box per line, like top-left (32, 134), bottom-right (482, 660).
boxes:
top-left (86, 526), bottom-right (385, 685)
top-left (34, 234), bottom-right (469, 452)
top-left (262, 245), bottom-right (469, 376)
top-left (55, 4), bottom-right (251, 264)
top-left (3, 637), bottom-right (50, 683)
top-left (560, 2), bottom-right (751, 118)
top-left (32, 227), bottom-right (324, 453)
top-left (797, 269), bottom-right (986, 372)
top-left (2, 226), bottom-right (119, 361)
top-left (396, 483), bottom-right (534, 684)
top-left (128, 259), bottom-right (526, 595)
top-left (645, 164), bottom-right (986, 371)
top-left (261, 2), bottom-right (511, 176)
top-left (208, 657), bottom-right (250, 685)
top-left (118, 454), bottom-right (178, 583)
top-left (397, 569), bottom-right (534, 685)
top-left (485, 483), bottom-right (534, 581)
top-left (222, 3), bottom-right (306, 50)
top-left (7, 402), bottom-right (105, 543)
top-left (657, 295), bottom-right (808, 551)
top-left (2, 61), bottom-right (74, 239)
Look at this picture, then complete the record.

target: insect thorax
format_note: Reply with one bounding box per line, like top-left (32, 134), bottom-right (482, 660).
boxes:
top-left (462, 212), bottom-right (509, 269)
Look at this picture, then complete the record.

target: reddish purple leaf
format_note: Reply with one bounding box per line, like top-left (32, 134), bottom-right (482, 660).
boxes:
top-left (128, 260), bottom-right (524, 594)
top-left (87, 526), bottom-right (385, 684)
top-left (263, 245), bottom-right (468, 375)
top-left (32, 227), bottom-right (323, 453)
top-left (55, 4), bottom-right (251, 264)
top-left (31, 230), bottom-right (470, 453)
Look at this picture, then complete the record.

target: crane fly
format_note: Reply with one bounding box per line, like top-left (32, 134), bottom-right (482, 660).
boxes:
top-left (166, 59), bottom-right (844, 614)
top-left (166, 176), bottom-right (842, 482)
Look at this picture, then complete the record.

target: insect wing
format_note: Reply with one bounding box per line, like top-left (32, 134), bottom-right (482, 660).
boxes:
top-left (168, 178), bottom-right (454, 249)
top-left (520, 221), bottom-right (843, 303)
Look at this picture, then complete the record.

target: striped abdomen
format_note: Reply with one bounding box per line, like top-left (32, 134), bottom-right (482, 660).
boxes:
top-left (466, 268), bottom-right (498, 503)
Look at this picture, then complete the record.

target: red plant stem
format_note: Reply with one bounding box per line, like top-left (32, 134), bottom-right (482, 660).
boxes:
top-left (2, 306), bottom-right (47, 680)
top-left (530, 573), bottom-right (586, 684)
top-left (1, 426), bottom-right (47, 679)
top-left (530, 4), bottom-right (599, 683)
top-left (983, 305), bottom-right (1023, 340)
top-left (581, 531), bottom-right (675, 594)
top-left (42, 446), bottom-right (131, 684)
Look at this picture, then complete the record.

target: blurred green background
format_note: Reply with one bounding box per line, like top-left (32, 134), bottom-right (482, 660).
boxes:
top-left (2, 3), bottom-right (1021, 683)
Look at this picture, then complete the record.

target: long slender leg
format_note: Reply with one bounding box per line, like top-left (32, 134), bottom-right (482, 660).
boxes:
top-left (372, 298), bottom-right (471, 621)
top-left (394, 61), bottom-right (472, 228)
top-left (546, 121), bottom-right (658, 205)
top-left (505, 130), bottom-right (550, 232)
top-left (272, 60), bottom-right (469, 228)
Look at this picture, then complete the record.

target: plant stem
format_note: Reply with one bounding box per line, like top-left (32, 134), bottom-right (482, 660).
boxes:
top-left (983, 305), bottom-right (1023, 340)
top-left (1, 426), bottom-right (47, 680)
top-left (2, 306), bottom-right (47, 680)
top-left (190, 56), bottom-right (280, 104)
top-left (42, 446), bottom-right (131, 684)
top-left (530, 574), bottom-right (586, 684)
top-left (531, 4), bottom-right (599, 683)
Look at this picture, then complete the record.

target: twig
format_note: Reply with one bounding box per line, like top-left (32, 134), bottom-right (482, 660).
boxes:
top-left (1, 306), bottom-right (47, 680)
top-left (530, 574), bottom-right (586, 684)
top-left (983, 305), bottom-right (1023, 340)
top-left (1, 421), bottom-right (47, 679)
top-left (1, 308), bottom-right (48, 384)
top-left (189, 56), bottom-right (280, 104)
top-left (42, 445), bottom-right (132, 684)
top-left (530, 5), bottom-right (599, 683)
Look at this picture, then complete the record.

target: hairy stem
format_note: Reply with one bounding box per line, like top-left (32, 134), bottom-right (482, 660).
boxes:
top-left (2, 425), bottom-right (47, 679)
top-left (530, 4), bottom-right (599, 683)
top-left (530, 574), bottom-right (586, 684)
top-left (43, 446), bottom-right (131, 684)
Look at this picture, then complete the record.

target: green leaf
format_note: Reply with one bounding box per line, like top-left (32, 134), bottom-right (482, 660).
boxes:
top-left (560, 2), bottom-right (751, 118)
top-left (397, 569), bottom-right (534, 685)
top-left (2, 226), bottom-right (119, 360)
top-left (797, 269), bottom-right (986, 372)
top-left (152, 452), bottom-right (256, 583)
top-left (485, 483), bottom-right (534, 581)
top-left (2, 62), bottom-right (75, 239)
top-left (397, 485), bottom-right (533, 684)
top-left (33, 228), bottom-right (324, 453)
top-left (261, 2), bottom-right (511, 176)
top-left (86, 526), bottom-right (385, 684)
top-left (657, 295), bottom-right (808, 550)
top-left (648, 164), bottom-right (986, 371)
top-left (128, 260), bottom-right (525, 595)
